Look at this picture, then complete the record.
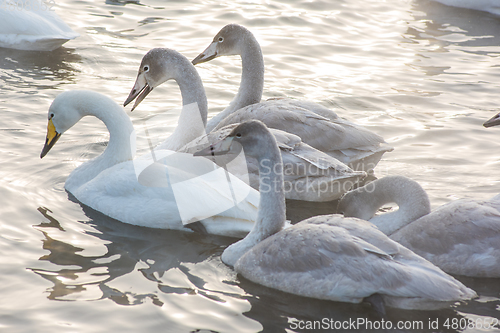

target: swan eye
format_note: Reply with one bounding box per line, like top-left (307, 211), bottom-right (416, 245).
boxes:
top-left (218, 37), bottom-right (224, 43)
top-left (49, 113), bottom-right (54, 119)
top-left (236, 133), bottom-right (241, 138)
top-left (143, 65), bottom-right (149, 72)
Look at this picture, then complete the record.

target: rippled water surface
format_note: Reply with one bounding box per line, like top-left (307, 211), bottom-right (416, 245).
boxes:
top-left (1, 0), bottom-right (500, 332)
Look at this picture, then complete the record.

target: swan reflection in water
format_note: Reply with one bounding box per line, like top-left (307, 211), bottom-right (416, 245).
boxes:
top-left (26, 204), bottom-right (500, 332)
top-left (31, 206), bottom-right (235, 305)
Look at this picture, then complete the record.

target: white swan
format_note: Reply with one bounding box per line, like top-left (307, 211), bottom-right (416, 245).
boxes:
top-left (124, 48), bottom-right (366, 202)
top-left (337, 175), bottom-right (500, 278)
top-left (40, 90), bottom-right (259, 237)
top-left (191, 24), bottom-right (393, 172)
top-left (194, 120), bottom-right (476, 310)
top-left (432, 0), bottom-right (500, 15)
top-left (0, 0), bottom-right (78, 51)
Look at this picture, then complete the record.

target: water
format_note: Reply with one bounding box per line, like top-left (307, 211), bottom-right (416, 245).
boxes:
top-left (1, 0), bottom-right (500, 331)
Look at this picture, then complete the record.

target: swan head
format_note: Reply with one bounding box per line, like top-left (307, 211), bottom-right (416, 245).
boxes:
top-left (484, 112), bottom-right (500, 128)
top-left (124, 48), bottom-right (184, 111)
top-left (337, 187), bottom-right (378, 221)
top-left (192, 24), bottom-right (249, 65)
top-left (40, 90), bottom-right (92, 158)
top-left (40, 90), bottom-right (123, 159)
top-left (194, 120), bottom-right (275, 160)
top-left (338, 175), bottom-right (432, 226)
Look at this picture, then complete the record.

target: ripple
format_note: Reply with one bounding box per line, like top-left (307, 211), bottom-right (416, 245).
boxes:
top-left (1, 0), bottom-right (500, 331)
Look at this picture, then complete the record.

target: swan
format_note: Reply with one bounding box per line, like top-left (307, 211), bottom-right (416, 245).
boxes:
top-left (0, 0), bottom-right (78, 51)
top-left (191, 23), bottom-right (393, 172)
top-left (484, 112), bottom-right (500, 128)
top-left (180, 124), bottom-right (367, 202)
top-left (431, 0), bottom-right (500, 15)
top-left (194, 120), bottom-right (476, 310)
top-left (40, 90), bottom-right (259, 238)
top-left (124, 48), bottom-right (366, 202)
top-left (337, 175), bottom-right (500, 278)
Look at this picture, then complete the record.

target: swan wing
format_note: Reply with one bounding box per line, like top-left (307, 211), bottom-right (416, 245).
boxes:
top-left (69, 151), bottom-right (258, 237)
top-left (273, 129), bottom-right (366, 201)
top-left (392, 198), bottom-right (500, 277)
top-left (212, 99), bottom-right (393, 170)
top-left (275, 98), bottom-right (340, 121)
top-left (215, 99), bottom-right (387, 151)
top-left (181, 125), bottom-right (365, 201)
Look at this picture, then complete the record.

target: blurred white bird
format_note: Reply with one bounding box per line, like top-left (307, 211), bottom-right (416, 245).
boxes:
top-left (0, 0), bottom-right (78, 51)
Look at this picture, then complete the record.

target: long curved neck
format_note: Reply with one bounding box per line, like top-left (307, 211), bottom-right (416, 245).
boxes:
top-left (235, 32), bottom-right (264, 110)
top-left (222, 136), bottom-right (286, 266)
top-left (177, 65), bottom-right (208, 121)
top-left (66, 96), bottom-right (135, 192)
top-left (364, 176), bottom-right (431, 235)
top-left (160, 64), bottom-right (209, 150)
top-left (205, 31), bottom-right (264, 132)
top-left (253, 145), bottom-right (286, 238)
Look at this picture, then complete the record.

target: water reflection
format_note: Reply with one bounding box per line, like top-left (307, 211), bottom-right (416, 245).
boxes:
top-left (29, 203), bottom-right (500, 333)
top-left (104, 0), bottom-right (141, 6)
top-left (408, 1), bottom-right (500, 61)
top-left (88, 27), bottom-right (148, 41)
top-left (0, 47), bottom-right (82, 88)
top-left (31, 205), bottom-right (234, 305)
top-left (235, 271), bottom-right (477, 333)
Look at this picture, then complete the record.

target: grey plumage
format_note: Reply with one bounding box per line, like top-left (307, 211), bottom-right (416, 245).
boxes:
top-left (339, 175), bottom-right (500, 278)
top-left (195, 120), bottom-right (476, 310)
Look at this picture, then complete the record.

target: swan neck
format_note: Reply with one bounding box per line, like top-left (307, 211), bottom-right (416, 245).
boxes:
top-left (86, 99), bottom-right (135, 164)
top-left (66, 97), bottom-right (135, 192)
top-left (222, 137), bottom-right (286, 266)
top-left (228, 31), bottom-right (264, 113)
top-left (176, 67), bottom-right (208, 126)
top-left (254, 144), bottom-right (286, 237)
top-left (160, 67), bottom-right (209, 150)
top-left (205, 32), bottom-right (263, 133)
top-left (367, 177), bottom-right (431, 234)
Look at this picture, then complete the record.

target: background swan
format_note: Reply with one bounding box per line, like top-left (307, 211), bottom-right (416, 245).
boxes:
top-left (191, 24), bottom-right (393, 172)
top-left (180, 123), bottom-right (366, 201)
top-left (40, 90), bottom-right (259, 237)
top-left (338, 175), bottom-right (500, 278)
top-left (195, 120), bottom-right (476, 310)
top-left (484, 112), bottom-right (500, 128)
top-left (124, 48), bottom-right (366, 202)
top-left (431, 0), bottom-right (500, 15)
top-left (0, 0), bottom-right (78, 51)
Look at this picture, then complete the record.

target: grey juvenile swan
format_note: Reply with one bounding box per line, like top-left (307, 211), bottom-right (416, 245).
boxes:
top-left (194, 120), bottom-right (476, 310)
top-left (192, 23), bottom-right (393, 172)
top-left (124, 48), bottom-right (366, 201)
top-left (338, 175), bottom-right (500, 278)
